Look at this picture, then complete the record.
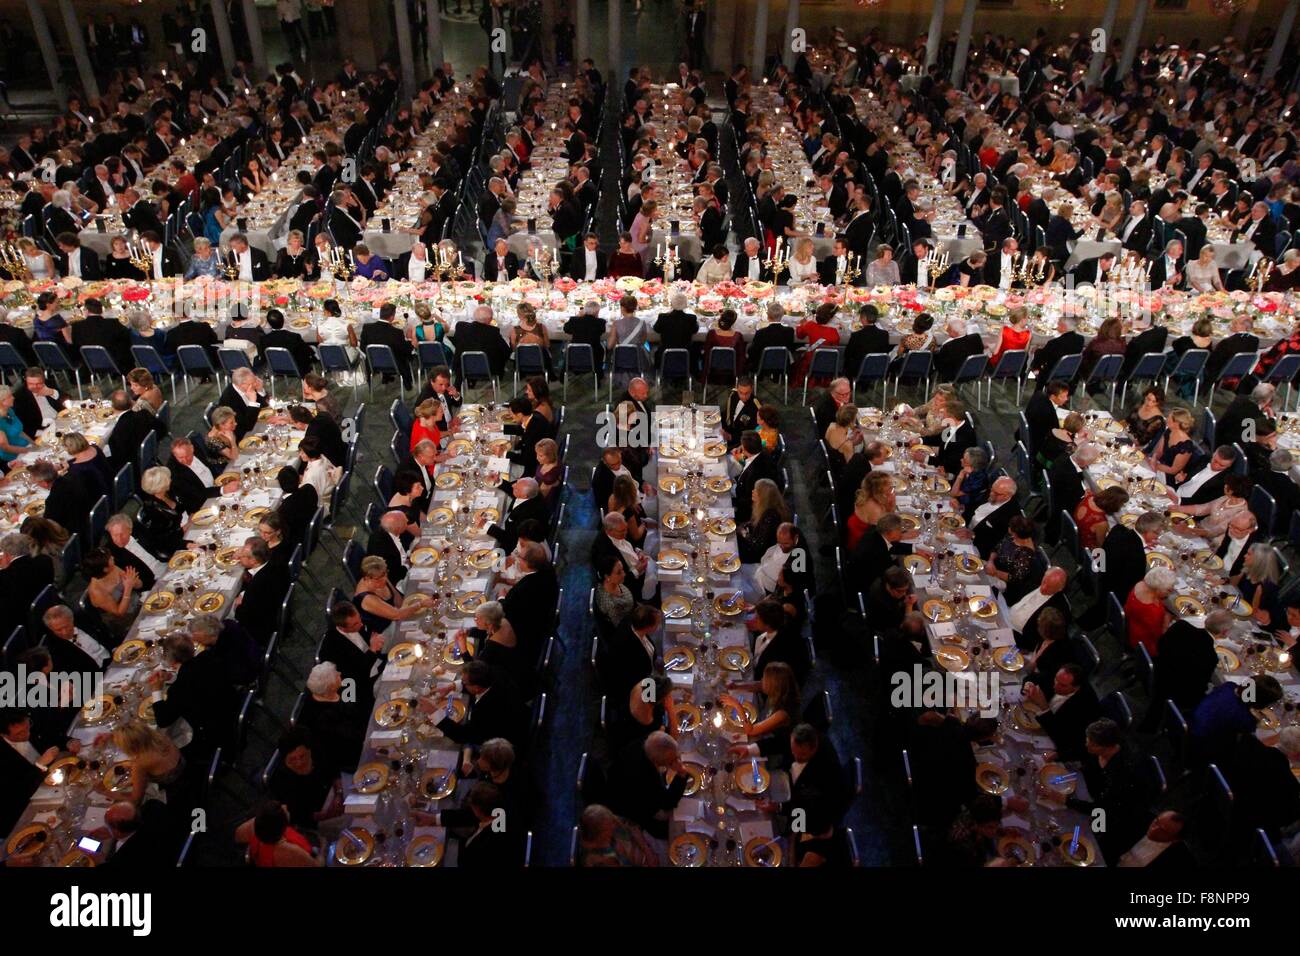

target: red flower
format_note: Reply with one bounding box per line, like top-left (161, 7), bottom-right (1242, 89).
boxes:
top-left (122, 286), bottom-right (150, 302)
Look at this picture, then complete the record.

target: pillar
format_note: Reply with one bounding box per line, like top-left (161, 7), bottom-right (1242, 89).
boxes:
top-left (1086, 0), bottom-right (1120, 89)
top-left (576, 0), bottom-right (589, 63)
top-left (209, 0), bottom-right (238, 75)
top-left (25, 0), bottom-right (66, 107)
top-left (924, 0), bottom-right (945, 69)
top-left (241, 0), bottom-right (268, 77)
top-left (1117, 0), bottom-right (1150, 79)
top-left (608, 0), bottom-right (621, 79)
top-left (393, 0), bottom-right (416, 93)
top-left (1264, 0), bottom-right (1300, 80)
top-left (751, 0), bottom-right (769, 79)
top-left (782, 0), bottom-right (800, 70)
top-left (425, 0), bottom-right (444, 74)
top-left (58, 0), bottom-right (100, 103)
top-left (949, 0), bottom-right (978, 87)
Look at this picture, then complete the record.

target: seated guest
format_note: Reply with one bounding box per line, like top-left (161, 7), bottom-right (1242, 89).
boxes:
top-left (577, 804), bottom-right (661, 867)
top-left (1174, 473), bottom-right (1253, 547)
top-left (299, 662), bottom-right (368, 775)
top-left (109, 720), bottom-right (185, 807)
top-left (987, 516), bottom-right (1046, 605)
top-left (0, 532), bottom-right (55, 625)
top-left (63, 432), bottom-right (113, 504)
top-left (352, 555), bottom-right (424, 634)
top-left (948, 446), bottom-right (990, 511)
top-left (593, 552), bottom-right (636, 632)
top-left (41, 603), bottom-right (109, 671)
top-left (260, 309), bottom-right (317, 374)
top-left (1189, 676), bottom-right (1284, 766)
top-left (419, 659), bottom-right (529, 750)
top-left (722, 378), bottom-right (761, 448)
top-left (1055, 718), bottom-right (1149, 864)
top-left (233, 536), bottom-right (292, 645)
top-left (12, 369), bottom-right (65, 436)
top-left (1126, 386), bottom-right (1168, 449)
top-left (847, 512), bottom-right (917, 587)
top-left (607, 731), bottom-right (690, 840)
top-left (217, 368), bottom-right (270, 440)
top-left (1152, 609), bottom-right (1230, 717)
top-left (234, 800), bottom-right (321, 867)
top-left (1116, 810), bottom-right (1195, 868)
top-left (1021, 663), bottom-right (1100, 762)
top-left (1007, 566), bottom-right (1070, 651)
top-left (740, 520), bottom-right (801, 606)
top-left (1079, 317), bottom-right (1126, 385)
top-left (317, 601), bottom-right (385, 711)
top-left (25, 460), bottom-right (90, 538)
top-left (720, 661), bottom-right (799, 753)
top-left (275, 466), bottom-right (318, 548)
top-left (104, 514), bottom-right (164, 590)
top-left (126, 368), bottom-right (164, 413)
top-left (410, 398), bottom-right (445, 452)
top-left (1075, 485), bottom-right (1129, 551)
top-left (0, 708), bottom-right (63, 835)
top-left (269, 728), bottom-right (343, 836)
top-left (824, 403), bottom-right (863, 465)
top-left (135, 466), bottom-right (187, 556)
top-left (298, 436), bottom-right (343, 507)
top-left (592, 511), bottom-right (656, 602)
top-left (367, 509), bottom-right (414, 584)
top-left (456, 782), bottom-right (524, 868)
top-left (167, 436), bottom-right (235, 514)
top-left (864, 566), bottom-right (917, 640)
top-left (83, 547), bottom-right (144, 641)
top-left (961, 476), bottom-right (1021, 558)
top-left (486, 477), bottom-right (549, 553)
top-left (204, 406), bottom-right (241, 465)
top-left (1020, 608), bottom-right (1073, 693)
top-left (737, 479), bottom-right (790, 564)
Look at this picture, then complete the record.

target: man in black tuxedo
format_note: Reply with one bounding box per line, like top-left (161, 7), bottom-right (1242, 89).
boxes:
top-left (730, 432), bottom-right (780, 524)
top-left (1216, 383), bottom-right (1273, 452)
top-left (451, 304), bottom-right (511, 382)
top-left (563, 300), bottom-right (607, 369)
top-left (488, 480), bottom-right (550, 555)
top-left (1240, 202), bottom-right (1278, 257)
top-left (97, 800), bottom-right (180, 870)
top-left (607, 731), bottom-right (689, 840)
top-left (1117, 201), bottom-right (1153, 254)
top-left (1153, 611), bottom-right (1227, 715)
top-left (259, 309), bottom-right (316, 375)
top-left (318, 601), bottom-right (386, 710)
top-left (359, 303), bottom-right (415, 388)
top-left (0, 318), bottom-right (37, 367)
top-left (233, 537), bottom-right (291, 645)
top-left (500, 544), bottom-right (560, 662)
top-left (274, 467), bottom-right (319, 548)
top-left (597, 604), bottom-right (660, 711)
top-left (72, 298), bottom-right (134, 371)
top-left (1257, 448), bottom-right (1300, 535)
top-left (842, 304), bottom-right (891, 381)
top-left (228, 233), bottom-right (273, 281)
top-left (1173, 446), bottom-right (1236, 504)
top-left (964, 477), bottom-right (1021, 558)
top-left (1023, 664), bottom-right (1100, 762)
top-left (366, 510), bottom-right (414, 585)
top-left (731, 237), bottom-right (773, 282)
top-left (1029, 316), bottom-right (1086, 387)
top-left (1101, 511), bottom-right (1163, 605)
top-left (40, 604), bottom-right (110, 672)
top-left (1214, 512), bottom-right (1260, 580)
top-left (567, 232), bottom-right (607, 281)
top-left (139, 230), bottom-right (183, 279)
top-left (27, 461), bottom-right (89, 539)
top-left (746, 304), bottom-right (798, 373)
top-left (778, 724), bottom-right (850, 835)
top-left (12, 369), bottom-right (66, 436)
top-left (812, 378), bottom-right (852, 435)
top-left (148, 621), bottom-right (243, 752)
top-left (216, 368), bottom-right (270, 440)
top-left (426, 661), bottom-right (529, 750)
top-left (457, 782), bottom-right (525, 868)
top-left (840, 195), bottom-right (875, 256)
top-left (165, 436), bottom-right (231, 515)
top-left (1114, 811), bottom-right (1196, 868)
top-left (1118, 321), bottom-right (1170, 382)
top-left (1202, 318), bottom-right (1260, 389)
top-left (165, 313), bottom-right (220, 364)
top-left (120, 188), bottom-right (163, 235)
top-left (0, 710), bottom-right (60, 837)
top-left (933, 318), bottom-right (985, 383)
top-left (104, 514), bottom-right (162, 591)
top-left (502, 398), bottom-right (549, 477)
top-left (54, 233), bottom-right (102, 280)
top-left (1071, 251), bottom-right (1119, 286)
top-left (846, 514), bottom-right (913, 590)
top-left (920, 404), bottom-right (977, 478)
top-left (482, 238), bottom-right (521, 281)
top-left (652, 292), bottom-right (699, 369)
top-left (1147, 240), bottom-right (1186, 291)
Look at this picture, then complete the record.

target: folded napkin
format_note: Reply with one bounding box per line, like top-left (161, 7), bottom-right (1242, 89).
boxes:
top-left (673, 797), bottom-right (703, 822)
top-left (425, 748), bottom-right (459, 770)
top-left (739, 820), bottom-right (774, 845)
top-left (380, 666), bottom-right (412, 685)
top-left (80, 805), bottom-right (109, 833)
top-left (987, 627), bottom-right (1016, 648)
top-left (343, 793), bottom-right (379, 815)
top-left (368, 729), bottom-right (403, 748)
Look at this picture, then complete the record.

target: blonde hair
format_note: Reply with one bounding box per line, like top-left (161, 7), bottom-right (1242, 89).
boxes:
top-left (112, 720), bottom-right (172, 758)
top-left (360, 555), bottom-right (388, 579)
top-left (141, 466), bottom-right (171, 496)
top-left (210, 406), bottom-right (237, 429)
top-left (752, 477), bottom-right (790, 525)
top-left (1168, 407), bottom-right (1195, 432)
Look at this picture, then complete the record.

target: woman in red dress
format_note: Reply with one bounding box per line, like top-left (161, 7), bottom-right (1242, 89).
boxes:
top-left (411, 398), bottom-right (444, 452)
top-left (989, 305), bottom-right (1032, 369)
top-left (1124, 568), bottom-right (1175, 657)
top-left (792, 302), bottom-right (841, 386)
top-left (236, 802), bottom-right (320, 867)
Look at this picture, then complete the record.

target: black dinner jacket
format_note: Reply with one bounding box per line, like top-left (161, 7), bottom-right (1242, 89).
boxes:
top-left (934, 333), bottom-right (985, 383)
top-left (843, 326), bottom-right (891, 381)
top-left (967, 498), bottom-right (1021, 559)
top-left (72, 313), bottom-right (134, 372)
top-left (450, 321), bottom-right (511, 376)
top-left (276, 484), bottom-right (318, 548)
top-left (216, 383), bottom-right (268, 440)
top-left (599, 620), bottom-right (656, 702)
top-left (500, 565), bottom-right (559, 661)
top-left (487, 494), bottom-right (550, 553)
top-left (607, 737), bottom-right (688, 839)
top-left (504, 413), bottom-right (548, 476)
top-left (12, 381), bottom-right (66, 437)
top-left (1100, 523), bottom-right (1147, 604)
top-left (1152, 620), bottom-right (1218, 712)
top-left (55, 246), bottom-right (103, 280)
top-left (234, 562), bottom-right (291, 645)
top-left (730, 254), bottom-right (774, 282)
top-left (365, 528), bottom-right (413, 585)
top-left (733, 451), bottom-right (780, 524)
top-left (437, 681), bottom-right (530, 749)
top-left (1030, 330), bottom-right (1086, 383)
top-left (165, 454), bottom-right (220, 516)
top-left (482, 252), bottom-right (521, 282)
top-left (259, 328), bottom-right (316, 375)
top-left (318, 625), bottom-right (384, 708)
top-left (1035, 683), bottom-right (1100, 762)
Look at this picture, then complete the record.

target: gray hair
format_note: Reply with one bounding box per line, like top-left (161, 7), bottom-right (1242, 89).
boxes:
top-left (475, 600), bottom-right (505, 629)
top-left (644, 730), bottom-right (679, 764)
top-left (1204, 608), bottom-right (1235, 637)
top-left (1270, 448), bottom-right (1294, 472)
top-left (188, 615), bottom-right (222, 640)
top-left (42, 604), bottom-right (74, 626)
top-left (515, 477), bottom-right (539, 499)
top-left (1134, 511), bottom-right (1166, 536)
top-left (766, 301), bottom-right (785, 321)
top-left (602, 512), bottom-right (627, 532)
top-left (1251, 383), bottom-right (1276, 406)
top-left (106, 514), bottom-right (133, 533)
top-left (141, 466), bottom-right (171, 496)
top-left (1244, 543), bottom-right (1280, 585)
top-left (1144, 567), bottom-right (1177, 592)
top-left (0, 533), bottom-right (32, 559)
top-left (306, 661), bottom-right (341, 695)
top-left (231, 367), bottom-right (256, 387)
top-left (964, 446), bottom-right (989, 470)
top-left (669, 291), bottom-right (689, 310)
top-left (1073, 442), bottom-right (1101, 465)
top-left (583, 299), bottom-right (601, 316)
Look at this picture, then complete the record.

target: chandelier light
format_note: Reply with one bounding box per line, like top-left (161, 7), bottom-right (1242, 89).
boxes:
top-left (1209, 0), bottom-right (1249, 13)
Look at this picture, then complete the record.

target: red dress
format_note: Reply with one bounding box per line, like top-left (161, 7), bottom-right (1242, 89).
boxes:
top-left (1124, 590), bottom-right (1167, 657)
top-left (410, 419), bottom-right (442, 452)
top-left (248, 827), bottom-right (313, 866)
top-left (990, 326), bottom-right (1031, 368)
top-left (793, 322), bottom-right (841, 386)
top-left (844, 511), bottom-right (870, 553)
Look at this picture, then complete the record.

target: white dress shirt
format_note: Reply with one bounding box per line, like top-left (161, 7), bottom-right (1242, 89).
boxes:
top-left (1221, 534), bottom-right (1249, 576)
top-left (341, 629), bottom-right (383, 678)
top-left (125, 536), bottom-right (166, 577)
top-left (1009, 588), bottom-right (1054, 633)
top-left (754, 629), bottom-right (777, 661)
top-left (237, 249), bottom-right (254, 282)
top-left (68, 629), bottom-right (109, 666)
top-left (582, 249), bottom-right (600, 281)
top-left (754, 543), bottom-right (788, 594)
top-left (5, 736), bottom-right (43, 766)
top-left (150, 245), bottom-right (165, 279)
top-left (1118, 836), bottom-right (1173, 867)
top-left (407, 255), bottom-right (427, 282)
top-left (999, 252), bottom-right (1013, 288)
top-left (33, 390), bottom-right (59, 428)
top-left (1177, 465), bottom-right (1219, 500)
top-left (65, 248), bottom-right (83, 278)
top-left (187, 456), bottom-right (214, 489)
top-left (969, 500), bottom-right (1001, 530)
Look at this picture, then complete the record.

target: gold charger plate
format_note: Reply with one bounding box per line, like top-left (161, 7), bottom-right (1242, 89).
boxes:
top-left (23, 501), bottom-right (44, 517)
top-left (1174, 595), bottom-right (1206, 617)
top-left (680, 762), bottom-right (705, 796)
top-left (733, 761), bottom-right (771, 795)
top-left (1056, 832), bottom-right (1096, 866)
top-left (434, 472), bottom-right (462, 489)
top-left (81, 695), bottom-right (116, 724)
top-left (675, 702), bottom-right (703, 732)
top-left (1146, 551), bottom-right (1175, 570)
top-left (446, 438), bottom-right (475, 456)
top-left (916, 476), bottom-right (950, 494)
top-left (657, 549), bottom-right (688, 571)
top-left (216, 471), bottom-right (240, 486)
top-left (663, 646), bottom-right (696, 672)
top-left (456, 592), bottom-right (485, 613)
top-left (1216, 647), bottom-right (1241, 672)
top-left (707, 517), bottom-right (737, 536)
top-left (658, 442), bottom-right (685, 459)
top-left (662, 595), bottom-right (691, 619)
top-left (239, 506), bottom-right (270, 527)
top-left (725, 700), bottom-right (759, 733)
top-left (112, 638), bottom-right (148, 665)
top-left (659, 475), bottom-right (685, 496)
top-left (428, 506), bottom-right (454, 526)
top-left (976, 762), bottom-right (1009, 794)
top-left (898, 514), bottom-right (921, 532)
top-left (6, 823), bottom-right (51, 860)
top-left (935, 645), bottom-right (971, 672)
top-left (98, 761), bottom-right (135, 795)
top-left (373, 697), bottom-right (412, 728)
top-left (939, 513), bottom-right (965, 532)
top-left (1168, 511), bottom-right (1197, 529)
top-left (257, 407), bottom-right (275, 422)
top-left (486, 438), bottom-right (512, 457)
top-left (1012, 705), bottom-right (1042, 732)
top-left (468, 548), bottom-right (498, 570)
top-left (168, 551), bottom-right (198, 570)
top-left (59, 849), bottom-right (97, 867)
top-left (352, 762), bottom-right (390, 795)
top-left (410, 546), bottom-right (441, 567)
top-left (744, 836), bottom-right (783, 868)
top-left (1039, 763), bottom-right (1078, 795)
top-left (699, 410), bottom-right (722, 427)
top-left (702, 441), bottom-right (727, 458)
top-left (968, 595), bottom-right (998, 619)
top-left (1216, 593), bottom-right (1253, 618)
top-left (662, 510), bottom-right (690, 531)
top-left (237, 434), bottom-right (265, 450)
top-left (388, 642), bottom-right (425, 666)
top-left (706, 477), bottom-right (733, 494)
top-left (335, 828), bottom-right (375, 866)
top-left (196, 591), bottom-right (225, 613)
top-left (215, 545), bottom-right (241, 568)
top-left (668, 832), bottom-right (709, 867)
top-left (711, 552), bottom-right (741, 574)
top-left (190, 506), bottom-right (218, 527)
top-left (406, 833), bottom-right (446, 867)
top-left (420, 768), bottom-right (457, 801)
top-left (1136, 478), bottom-right (1166, 495)
top-left (903, 554), bottom-right (932, 574)
top-left (143, 590), bottom-right (176, 613)
top-left (712, 592), bottom-right (745, 616)
top-left (998, 832), bottom-right (1037, 865)
top-left (955, 553), bottom-right (984, 575)
top-left (720, 646), bottom-right (751, 672)
top-left (922, 598), bottom-right (955, 623)
top-left (441, 644), bottom-right (472, 670)
top-left (993, 647), bottom-right (1025, 672)
top-left (138, 698), bottom-right (155, 722)
top-left (1194, 550), bottom-right (1224, 572)
top-left (44, 755), bottom-right (84, 786)
top-left (473, 508), bottom-right (500, 527)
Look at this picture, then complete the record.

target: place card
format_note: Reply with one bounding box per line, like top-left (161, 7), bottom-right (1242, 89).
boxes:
top-left (930, 621), bottom-right (957, 638)
top-left (725, 793), bottom-right (757, 812)
top-left (425, 748), bottom-right (458, 770)
top-left (673, 797), bottom-right (703, 822)
top-left (80, 805), bottom-right (109, 833)
top-left (380, 666), bottom-right (412, 685)
top-left (965, 584), bottom-right (993, 596)
top-left (369, 729), bottom-right (403, 748)
top-left (343, 793), bottom-right (379, 815)
top-left (739, 820), bottom-right (774, 845)
top-left (987, 627), bottom-right (1015, 647)
top-left (486, 457), bottom-right (511, 475)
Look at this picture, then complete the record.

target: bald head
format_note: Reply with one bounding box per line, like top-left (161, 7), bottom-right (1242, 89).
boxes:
top-left (989, 476), bottom-right (1016, 503)
top-left (1041, 567), bottom-right (1068, 595)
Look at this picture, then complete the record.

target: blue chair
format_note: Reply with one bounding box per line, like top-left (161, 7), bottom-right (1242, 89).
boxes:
top-left (1163, 348), bottom-right (1210, 404)
top-left (217, 348), bottom-right (255, 383)
top-left (33, 340), bottom-right (81, 399)
top-left (950, 353), bottom-right (989, 408)
top-left (60, 532), bottom-right (82, 584)
top-left (889, 350), bottom-right (931, 404)
top-left (703, 347), bottom-right (737, 403)
top-left (264, 347), bottom-right (303, 397)
top-left (131, 345), bottom-right (176, 397)
top-left (373, 464), bottom-right (394, 504)
top-left (113, 465), bottom-right (135, 511)
top-left (1209, 351), bottom-right (1261, 405)
top-left (987, 349), bottom-right (1028, 406)
top-left (1044, 352), bottom-right (1082, 386)
top-left (851, 353), bottom-right (890, 405)
top-left (608, 344), bottom-right (643, 401)
top-left (137, 430), bottom-right (158, 481)
top-left (1249, 484), bottom-right (1277, 537)
top-left (86, 494), bottom-right (109, 546)
top-left (755, 347), bottom-right (790, 403)
top-left (1106, 592), bottom-right (1126, 645)
top-left (659, 348), bottom-right (691, 387)
top-left (390, 398), bottom-right (414, 435)
top-left (513, 343), bottom-right (547, 395)
top-left (802, 348), bottom-right (840, 404)
top-left (0, 342), bottom-right (29, 383)
top-left (1121, 350), bottom-right (1170, 404)
top-left (1099, 690), bottom-right (1133, 730)
top-left (417, 341), bottom-right (451, 372)
top-left (1264, 352), bottom-right (1300, 411)
top-left (317, 345), bottom-right (359, 398)
top-left (176, 345), bottom-right (218, 398)
top-left (564, 343), bottom-right (597, 402)
top-left (341, 539), bottom-right (365, 586)
top-left (365, 345), bottom-right (405, 400)
top-left (459, 351), bottom-right (497, 400)
top-left (1086, 353), bottom-right (1125, 411)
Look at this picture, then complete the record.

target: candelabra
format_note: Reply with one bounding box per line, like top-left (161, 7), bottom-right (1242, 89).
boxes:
top-left (1249, 257), bottom-right (1274, 293)
top-left (434, 245), bottom-right (466, 281)
top-left (1012, 254), bottom-right (1048, 286)
top-left (528, 251), bottom-right (556, 286)
top-left (837, 253), bottom-right (862, 287)
top-left (654, 243), bottom-right (680, 282)
top-left (325, 247), bottom-right (355, 282)
top-left (128, 241), bottom-right (153, 277)
top-left (921, 249), bottom-right (949, 289)
top-left (0, 243), bottom-right (32, 280)
top-left (764, 238), bottom-right (790, 282)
